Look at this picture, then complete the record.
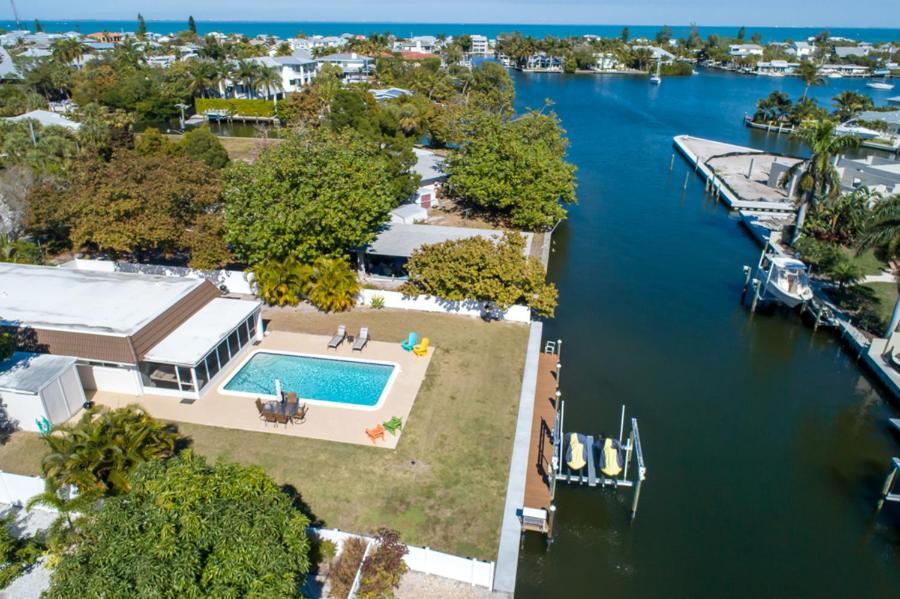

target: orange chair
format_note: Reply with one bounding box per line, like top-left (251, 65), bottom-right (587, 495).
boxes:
top-left (366, 424), bottom-right (385, 444)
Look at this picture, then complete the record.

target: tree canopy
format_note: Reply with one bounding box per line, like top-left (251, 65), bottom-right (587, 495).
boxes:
top-left (45, 452), bottom-right (311, 598)
top-left (446, 110), bottom-right (577, 230)
top-left (402, 231), bottom-right (558, 317)
top-left (224, 128), bottom-right (404, 264)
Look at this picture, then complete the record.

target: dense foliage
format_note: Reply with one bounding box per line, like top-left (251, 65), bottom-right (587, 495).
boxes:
top-left (224, 128), bottom-right (402, 264)
top-left (45, 452), bottom-right (312, 598)
top-left (0, 515), bottom-right (45, 589)
top-left (41, 406), bottom-right (176, 496)
top-left (446, 110), bottom-right (577, 230)
top-left (402, 231), bottom-right (558, 317)
top-left (328, 536), bottom-right (368, 599)
top-left (358, 529), bottom-right (408, 599)
top-left (253, 256), bottom-right (360, 311)
top-left (180, 126), bottom-right (230, 168)
top-left (195, 97), bottom-right (276, 117)
top-left (27, 149), bottom-right (230, 266)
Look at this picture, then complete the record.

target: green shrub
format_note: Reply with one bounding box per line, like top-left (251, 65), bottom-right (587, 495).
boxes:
top-left (370, 294), bottom-right (385, 309)
top-left (195, 98), bottom-right (275, 118)
top-left (180, 127), bottom-right (229, 169)
top-left (0, 515), bottom-right (45, 589)
top-left (358, 529), bottom-right (408, 599)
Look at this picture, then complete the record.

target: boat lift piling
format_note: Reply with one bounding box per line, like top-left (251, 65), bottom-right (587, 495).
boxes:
top-left (876, 457), bottom-right (900, 513)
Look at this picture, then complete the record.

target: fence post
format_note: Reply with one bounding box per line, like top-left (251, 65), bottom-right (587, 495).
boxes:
top-left (470, 557), bottom-right (476, 586)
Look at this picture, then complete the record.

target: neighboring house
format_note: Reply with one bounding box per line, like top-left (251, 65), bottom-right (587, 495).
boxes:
top-left (887, 96), bottom-right (900, 107)
top-left (86, 31), bottom-right (123, 44)
top-left (2, 110), bottom-right (81, 131)
top-left (819, 63), bottom-right (871, 77)
top-left (394, 36), bottom-right (438, 53)
top-left (631, 45), bottom-right (676, 62)
top-left (370, 87), bottom-right (413, 102)
top-left (592, 53), bottom-right (626, 71)
top-left (835, 154), bottom-right (900, 195)
top-left (470, 35), bottom-right (489, 55)
top-left (524, 53), bottom-right (562, 71)
top-left (756, 60), bottom-right (799, 76)
top-left (291, 35), bottom-right (345, 51)
top-left (248, 51), bottom-right (319, 97)
top-left (316, 52), bottom-right (373, 82)
top-left (789, 41), bottom-right (814, 58)
top-left (728, 44), bottom-right (764, 58)
top-left (0, 46), bottom-right (20, 81)
top-left (146, 55), bottom-right (177, 68)
top-left (834, 46), bottom-right (870, 59)
top-left (0, 264), bottom-right (263, 402)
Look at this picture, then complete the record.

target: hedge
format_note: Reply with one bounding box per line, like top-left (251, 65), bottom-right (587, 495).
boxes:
top-left (194, 98), bottom-right (276, 118)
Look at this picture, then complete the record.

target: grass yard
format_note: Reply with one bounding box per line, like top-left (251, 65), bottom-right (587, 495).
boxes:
top-left (0, 309), bottom-right (529, 560)
top-left (163, 134), bottom-right (283, 163)
top-left (861, 282), bottom-right (899, 328)
top-left (842, 247), bottom-right (889, 277)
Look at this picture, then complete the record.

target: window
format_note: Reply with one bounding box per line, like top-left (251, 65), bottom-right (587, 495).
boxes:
top-left (206, 351), bottom-right (220, 380)
top-left (177, 366), bottom-right (195, 392)
top-left (140, 362), bottom-right (179, 390)
top-left (227, 330), bottom-right (240, 359)
top-left (248, 315), bottom-right (258, 339)
top-left (237, 321), bottom-right (248, 347)
top-left (195, 361), bottom-right (209, 391)
top-left (216, 341), bottom-right (229, 371)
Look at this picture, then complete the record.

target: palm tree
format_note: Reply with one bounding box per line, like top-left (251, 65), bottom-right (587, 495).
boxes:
top-left (832, 90), bottom-right (874, 122)
top-left (50, 38), bottom-right (87, 65)
top-left (797, 60), bottom-right (825, 100)
top-left (113, 38), bottom-right (144, 69)
top-left (303, 256), bottom-right (360, 312)
top-left (254, 64), bottom-right (283, 106)
top-left (252, 258), bottom-right (309, 306)
top-left (185, 59), bottom-right (217, 98)
top-left (232, 59), bottom-right (259, 98)
top-left (858, 194), bottom-right (900, 255)
top-left (40, 405), bottom-right (176, 496)
top-left (781, 117), bottom-right (860, 245)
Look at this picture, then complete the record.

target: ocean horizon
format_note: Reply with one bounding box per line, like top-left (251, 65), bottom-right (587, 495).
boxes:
top-left (4, 20), bottom-right (900, 44)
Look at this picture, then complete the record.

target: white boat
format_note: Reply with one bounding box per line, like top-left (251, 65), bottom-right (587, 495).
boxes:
top-left (760, 255), bottom-right (814, 308)
top-left (827, 73), bottom-right (843, 79)
top-left (867, 82), bottom-right (895, 91)
top-left (650, 60), bottom-right (661, 85)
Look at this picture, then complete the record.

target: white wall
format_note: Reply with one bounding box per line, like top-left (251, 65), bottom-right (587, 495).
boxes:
top-left (61, 258), bottom-right (255, 296)
top-left (1, 364), bottom-right (85, 431)
top-left (0, 472), bottom-right (45, 506)
top-left (358, 289), bottom-right (531, 323)
top-left (312, 527), bottom-right (494, 589)
top-left (78, 365), bottom-right (142, 395)
top-left (0, 391), bottom-right (46, 432)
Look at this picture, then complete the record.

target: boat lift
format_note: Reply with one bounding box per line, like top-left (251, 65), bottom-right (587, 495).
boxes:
top-left (550, 402), bottom-right (647, 520)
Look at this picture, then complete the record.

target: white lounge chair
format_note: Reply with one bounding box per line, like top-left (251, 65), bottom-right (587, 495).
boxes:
top-left (353, 327), bottom-right (369, 351)
top-left (328, 325), bottom-right (346, 349)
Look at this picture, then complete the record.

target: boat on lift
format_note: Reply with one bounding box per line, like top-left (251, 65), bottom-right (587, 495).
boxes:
top-left (867, 81), bottom-right (895, 91)
top-left (650, 60), bottom-right (662, 85)
top-left (758, 254), bottom-right (814, 308)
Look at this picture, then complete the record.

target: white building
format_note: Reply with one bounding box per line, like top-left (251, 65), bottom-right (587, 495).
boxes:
top-left (470, 35), bottom-right (489, 55)
top-left (593, 53), bottom-right (626, 71)
top-left (789, 41), bottom-right (814, 58)
top-left (249, 51), bottom-right (319, 96)
top-left (756, 60), bottom-right (799, 76)
top-left (3, 109), bottom-right (81, 131)
top-left (0, 352), bottom-right (86, 433)
top-left (394, 36), bottom-right (438, 54)
top-left (729, 44), bottom-right (764, 58)
top-left (316, 52), bottom-right (373, 82)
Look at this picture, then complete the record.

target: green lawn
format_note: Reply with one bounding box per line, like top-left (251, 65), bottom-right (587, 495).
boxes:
top-left (842, 247), bottom-right (889, 277)
top-left (0, 310), bottom-right (529, 560)
top-left (861, 282), bottom-right (899, 329)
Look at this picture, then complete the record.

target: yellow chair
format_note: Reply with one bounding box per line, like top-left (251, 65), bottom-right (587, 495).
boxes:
top-left (412, 337), bottom-right (430, 356)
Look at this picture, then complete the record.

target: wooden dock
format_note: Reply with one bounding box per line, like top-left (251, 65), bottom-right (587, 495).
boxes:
top-left (522, 351), bottom-right (559, 529)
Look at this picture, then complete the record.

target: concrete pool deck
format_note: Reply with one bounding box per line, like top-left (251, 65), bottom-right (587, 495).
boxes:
top-left (90, 330), bottom-right (433, 449)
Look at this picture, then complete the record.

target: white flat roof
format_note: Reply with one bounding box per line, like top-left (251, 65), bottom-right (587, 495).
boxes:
top-left (366, 223), bottom-right (532, 258)
top-left (144, 297), bottom-right (261, 366)
top-left (0, 352), bottom-right (77, 394)
top-left (412, 148), bottom-right (446, 183)
top-left (3, 109), bottom-right (81, 131)
top-left (0, 264), bottom-right (207, 336)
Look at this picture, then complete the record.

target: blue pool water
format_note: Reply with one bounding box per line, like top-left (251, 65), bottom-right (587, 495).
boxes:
top-left (222, 352), bottom-right (395, 407)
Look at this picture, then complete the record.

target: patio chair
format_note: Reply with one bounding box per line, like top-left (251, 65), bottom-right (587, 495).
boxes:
top-left (286, 391), bottom-right (298, 404)
top-left (352, 327), bottom-right (369, 351)
top-left (401, 332), bottom-right (417, 351)
top-left (256, 398), bottom-right (278, 426)
top-left (284, 395), bottom-right (299, 416)
top-left (292, 403), bottom-right (309, 424)
top-left (366, 423), bottom-right (385, 444)
top-left (274, 409), bottom-right (292, 428)
top-left (328, 325), bottom-right (347, 349)
top-left (383, 416), bottom-right (403, 436)
top-left (412, 337), bottom-right (430, 357)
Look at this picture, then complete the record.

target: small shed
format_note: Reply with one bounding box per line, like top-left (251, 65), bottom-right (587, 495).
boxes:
top-left (0, 352), bottom-right (85, 432)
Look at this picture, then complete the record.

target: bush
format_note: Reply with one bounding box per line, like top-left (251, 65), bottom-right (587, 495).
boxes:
top-left (180, 126), bottom-right (229, 169)
top-left (0, 516), bottom-right (45, 589)
top-left (370, 294), bottom-right (385, 309)
top-left (358, 529), bottom-right (408, 599)
top-left (195, 98), bottom-right (275, 118)
top-left (304, 257), bottom-right (360, 312)
top-left (328, 537), bottom-right (368, 599)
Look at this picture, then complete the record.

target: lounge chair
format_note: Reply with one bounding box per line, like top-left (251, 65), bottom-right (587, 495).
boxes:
top-left (328, 325), bottom-right (347, 349)
top-left (366, 424), bottom-right (385, 444)
top-left (383, 416), bottom-right (402, 436)
top-left (412, 337), bottom-right (430, 356)
top-left (353, 327), bottom-right (369, 351)
top-left (400, 332), bottom-right (417, 351)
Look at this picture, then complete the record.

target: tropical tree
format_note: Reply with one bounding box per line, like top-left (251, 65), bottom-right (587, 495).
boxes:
top-left (753, 91), bottom-right (792, 123)
top-left (232, 59), bottom-right (258, 98)
top-left (136, 14), bottom-right (147, 39)
top-left (50, 38), bottom-right (87, 65)
top-left (798, 60), bottom-right (825, 100)
top-left (781, 118), bottom-right (860, 244)
top-left (44, 453), bottom-right (311, 598)
top-left (252, 257), bottom-right (310, 306)
top-left (180, 126), bottom-right (229, 168)
top-left (832, 90), bottom-right (874, 122)
top-left (187, 15), bottom-right (197, 34)
top-left (40, 406), bottom-right (176, 496)
top-left (303, 256), bottom-right (360, 312)
top-left (858, 194), bottom-right (900, 256)
top-left (254, 64), bottom-right (283, 106)
top-left (402, 231), bottom-right (558, 317)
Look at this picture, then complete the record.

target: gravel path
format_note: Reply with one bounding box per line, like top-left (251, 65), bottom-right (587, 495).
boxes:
top-left (395, 571), bottom-right (494, 599)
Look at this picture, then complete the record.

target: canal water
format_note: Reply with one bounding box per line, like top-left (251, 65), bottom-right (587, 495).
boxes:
top-left (513, 70), bottom-right (900, 597)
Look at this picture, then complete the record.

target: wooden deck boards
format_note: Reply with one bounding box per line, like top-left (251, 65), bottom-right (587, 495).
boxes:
top-left (523, 352), bottom-right (558, 513)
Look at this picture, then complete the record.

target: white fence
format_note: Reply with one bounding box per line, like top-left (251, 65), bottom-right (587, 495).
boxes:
top-left (358, 288), bottom-right (531, 323)
top-left (60, 258), bottom-right (255, 295)
top-left (0, 472), bottom-right (45, 506)
top-left (312, 527), bottom-right (495, 590)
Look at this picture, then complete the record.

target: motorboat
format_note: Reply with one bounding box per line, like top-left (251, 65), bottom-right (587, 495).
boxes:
top-left (760, 255), bottom-right (814, 308)
top-left (828, 72), bottom-right (844, 79)
top-left (867, 81), bottom-right (895, 91)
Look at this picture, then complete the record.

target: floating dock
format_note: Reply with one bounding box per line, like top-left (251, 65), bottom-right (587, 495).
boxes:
top-left (521, 345), bottom-right (559, 532)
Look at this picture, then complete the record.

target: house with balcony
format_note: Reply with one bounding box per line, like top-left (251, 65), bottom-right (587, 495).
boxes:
top-left (316, 52), bottom-right (373, 82)
top-left (470, 35), bottom-right (489, 55)
top-left (395, 36), bottom-right (439, 54)
top-left (729, 44), bottom-right (764, 59)
top-left (249, 51), bottom-right (319, 96)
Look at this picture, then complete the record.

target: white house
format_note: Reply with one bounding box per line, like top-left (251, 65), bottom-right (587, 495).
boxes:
top-left (394, 36), bottom-right (438, 54)
top-left (249, 51), bottom-right (319, 96)
top-left (788, 41), bottom-right (814, 58)
top-left (756, 60), bottom-right (799, 76)
top-left (470, 35), bottom-right (489, 55)
top-left (729, 44), bottom-right (764, 58)
top-left (632, 45), bottom-right (675, 63)
top-left (316, 52), bottom-right (373, 82)
top-left (592, 53), bottom-right (626, 71)
top-left (834, 46), bottom-right (870, 59)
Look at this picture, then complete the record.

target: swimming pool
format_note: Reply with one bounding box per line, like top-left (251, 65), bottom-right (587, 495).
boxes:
top-left (220, 351), bottom-right (398, 410)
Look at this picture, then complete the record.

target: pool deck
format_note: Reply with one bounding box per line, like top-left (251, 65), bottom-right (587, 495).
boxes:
top-left (90, 330), bottom-right (433, 449)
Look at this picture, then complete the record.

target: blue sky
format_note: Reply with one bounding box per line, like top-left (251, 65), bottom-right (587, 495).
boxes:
top-left (7, 0), bottom-right (900, 28)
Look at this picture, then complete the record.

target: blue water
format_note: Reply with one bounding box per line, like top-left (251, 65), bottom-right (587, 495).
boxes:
top-left (7, 20), bottom-right (900, 44)
top-left (512, 68), bottom-right (900, 596)
top-left (222, 352), bottom-right (394, 407)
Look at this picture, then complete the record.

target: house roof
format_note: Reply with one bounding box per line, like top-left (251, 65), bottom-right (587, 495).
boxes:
top-left (0, 264), bottom-right (209, 337)
top-left (857, 110), bottom-right (900, 125)
top-left (3, 110), bottom-right (81, 131)
top-left (370, 87), bottom-right (413, 101)
top-left (0, 46), bottom-right (19, 79)
top-left (401, 51), bottom-right (438, 60)
top-left (0, 352), bottom-right (77, 395)
top-left (318, 52), bottom-right (372, 62)
top-left (365, 224), bottom-right (532, 258)
top-left (412, 148), bottom-right (446, 183)
top-left (143, 298), bottom-right (261, 366)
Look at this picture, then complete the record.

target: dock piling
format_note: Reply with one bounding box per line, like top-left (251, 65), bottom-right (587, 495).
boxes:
top-left (750, 279), bottom-right (761, 312)
top-left (669, 153), bottom-right (675, 171)
top-left (683, 171), bottom-right (689, 190)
